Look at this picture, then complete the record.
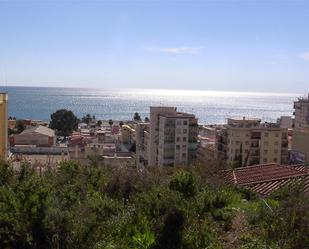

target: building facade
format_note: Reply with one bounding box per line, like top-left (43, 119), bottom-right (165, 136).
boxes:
top-left (0, 93), bottom-right (8, 160)
top-left (294, 94), bottom-right (309, 131)
top-left (291, 129), bottom-right (309, 163)
top-left (10, 125), bottom-right (56, 147)
top-left (217, 117), bottom-right (288, 166)
top-left (149, 107), bottom-right (198, 167)
top-left (121, 125), bottom-right (136, 145)
top-left (135, 122), bottom-right (150, 167)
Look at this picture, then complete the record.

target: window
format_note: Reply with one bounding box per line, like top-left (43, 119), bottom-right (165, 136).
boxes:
top-left (264, 141), bottom-right (269, 146)
top-left (275, 133), bottom-right (279, 138)
top-left (236, 141), bottom-right (240, 145)
top-left (274, 141), bottom-right (279, 146)
top-left (183, 129), bottom-right (187, 134)
top-left (176, 137), bottom-right (180, 142)
top-left (182, 153), bottom-right (186, 158)
top-left (182, 145), bottom-right (187, 149)
top-left (176, 120), bottom-right (182, 125)
top-left (264, 132), bottom-right (269, 137)
top-left (263, 158), bottom-right (267, 163)
top-left (183, 137), bottom-right (187, 142)
top-left (274, 158), bottom-right (278, 163)
top-left (183, 120), bottom-right (188, 125)
top-left (274, 149), bottom-right (278, 154)
top-left (176, 145), bottom-right (180, 150)
top-left (245, 141), bottom-right (249, 145)
top-left (264, 150), bottom-right (268, 154)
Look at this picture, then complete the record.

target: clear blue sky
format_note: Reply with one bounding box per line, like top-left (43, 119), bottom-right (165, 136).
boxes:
top-left (0, 1), bottom-right (309, 93)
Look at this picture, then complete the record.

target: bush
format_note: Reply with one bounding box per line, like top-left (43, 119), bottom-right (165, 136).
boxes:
top-left (169, 171), bottom-right (198, 197)
top-left (152, 208), bottom-right (185, 249)
top-left (183, 219), bottom-right (221, 249)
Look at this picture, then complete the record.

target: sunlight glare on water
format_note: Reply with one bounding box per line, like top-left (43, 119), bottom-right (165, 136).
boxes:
top-left (0, 86), bottom-right (299, 124)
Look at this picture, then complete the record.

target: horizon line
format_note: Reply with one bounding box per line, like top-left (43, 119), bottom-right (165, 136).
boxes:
top-left (0, 84), bottom-right (304, 96)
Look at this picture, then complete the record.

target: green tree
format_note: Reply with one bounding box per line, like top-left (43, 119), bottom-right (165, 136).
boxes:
top-left (134, 112), bottom-right (142, 121)
top-left (169, 171), bottom-right (198, 197)
top-left (144, 117), bottom-right (150, 122)
top-left (49, 109), bottom-right (78, 137)
top-left (82, 114), bottom-right (92, 124)
top-left (119, 121), bottom-right (124, 127)
top-left (97, 120), bottom-right (102, 127)
top-left (0, 160), bottom-right (14, 185)
top-left (152, 209), bottom-right (185, 249)
top-left (15, 120), bottom-right (26, 133)
top-left (109, 119), bottom-right (113, 127)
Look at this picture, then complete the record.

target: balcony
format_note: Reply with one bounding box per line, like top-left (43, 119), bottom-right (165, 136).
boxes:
top-left (250, 149), bottom-right (260, 156)
top-left (188, 143), bottom-right (198, 150)
top-left (249, 158), bottom-right (260, 165)
top-left (282, 141), bottom-right (288, 148)
top-left (281, 150), bottom-right (288, 155)
top-left (251, 141), bottom-right (259, 148)
top-left (251, 132), bottom-right (261, 140)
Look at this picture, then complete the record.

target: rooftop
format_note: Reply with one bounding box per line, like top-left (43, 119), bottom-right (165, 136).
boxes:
top-left (228, 117), bottom-right (261, 121)
top-left (21, 125), bottom-right (55, 137)
top-left (159, 112), bottom-right (196, 119)
top-left (221, 163), bottom-right (309, 195)
top-left (296, 94), bottom-right (309, 102)
top-left (0, 92), bottom-right (8, 102)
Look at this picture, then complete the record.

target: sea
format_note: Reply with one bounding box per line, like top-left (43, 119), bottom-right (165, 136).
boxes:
top-left (0, 86), bottom-right (301, 125)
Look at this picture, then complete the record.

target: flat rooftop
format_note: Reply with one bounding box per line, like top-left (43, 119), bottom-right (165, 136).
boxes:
top-left (228, 117), bottom-right (261, 121)
top-left (159, 112), bottom-right (196, 118)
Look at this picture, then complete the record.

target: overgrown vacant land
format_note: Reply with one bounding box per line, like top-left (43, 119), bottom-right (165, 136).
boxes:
top-left (0, 160), bottom-right (308, 249)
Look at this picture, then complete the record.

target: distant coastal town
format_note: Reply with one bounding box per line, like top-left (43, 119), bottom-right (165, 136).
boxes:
top-left (1, 92), bottom-right (309, 195)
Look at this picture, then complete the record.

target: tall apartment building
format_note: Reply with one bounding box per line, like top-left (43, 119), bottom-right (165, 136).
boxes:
top-left (294, 94), bottom-right (309, 131)
top-left (217, 117), bottom-right (288, 166)
top-left (291, 129), bottom-right (309, 163)
top-left (149, 107), bottom-right (198, 167)
top-left (0, 93), bottom-right (8, 160)
top-left (291, 94), bottom-right (309, 163)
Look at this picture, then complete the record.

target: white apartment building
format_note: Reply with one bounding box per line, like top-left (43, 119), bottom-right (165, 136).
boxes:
top-left (149, 107), bottom-right (198, 167)
top-left (294, 94), bottom-right (309, 131)
top-left (291, 94), bottom-right (309, 163)
top-left (217, 117), bottom-right (288, 166)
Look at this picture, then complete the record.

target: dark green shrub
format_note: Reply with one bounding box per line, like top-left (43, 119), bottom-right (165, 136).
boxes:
top-left (169, 171), bottom-right (198, 197)
top-left (152, 208), bottom-right (185, 249)
top-left (183, 219), bottom-right (221, 249)
top-left (196, 189), bottom-right (215, 213)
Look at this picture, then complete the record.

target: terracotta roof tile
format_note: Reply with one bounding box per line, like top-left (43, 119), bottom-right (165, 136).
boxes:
top-left (221, 163), bottom-right (309, 195)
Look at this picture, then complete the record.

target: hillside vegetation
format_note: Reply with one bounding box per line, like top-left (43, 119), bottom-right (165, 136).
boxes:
top-left (0, 160), bottom-right (308, 249)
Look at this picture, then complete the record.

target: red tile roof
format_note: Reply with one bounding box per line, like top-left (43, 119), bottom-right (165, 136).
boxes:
top-left (221, 163), bottom-right (309, 195)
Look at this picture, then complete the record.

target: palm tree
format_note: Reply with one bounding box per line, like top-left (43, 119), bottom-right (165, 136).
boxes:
top-left (133, 112), bottom-right (141, 121)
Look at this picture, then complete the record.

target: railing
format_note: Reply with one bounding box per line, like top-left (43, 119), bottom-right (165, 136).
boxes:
top-left (251, 142), bottom-right (259, 148)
